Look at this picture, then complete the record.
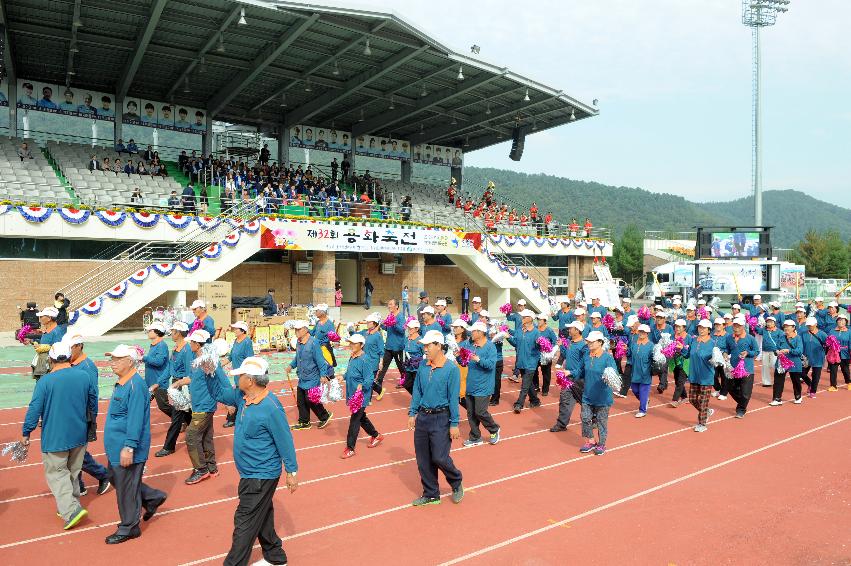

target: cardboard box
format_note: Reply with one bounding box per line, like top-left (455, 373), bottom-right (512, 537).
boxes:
top-left (198, 281), bottom-right (232, 335)
top-left (233, 308), bottom-right (264, 324)
top-left (263, 315), bottom-right (289, 326)
top-left (288, 306), bottom-right (309, 320)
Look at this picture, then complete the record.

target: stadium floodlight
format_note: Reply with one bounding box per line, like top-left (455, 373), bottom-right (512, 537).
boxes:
top-left (523, 88), bottom-right (530, 102)
top-left (419, 123), bottom-right (425, 135)
top-left (457, 65), bottom-right (464, 81)
top-left (742, 0), bottom-right (790, 226)
top-left (279, 92), bottom-right (287, 107)
top-left (470, 45), bottom-right (480, 55)
top-left (238, 7), bottom-right (247, 25)
top-left (332, 60), bottom-right (340, 75)
top-left (217, 32), bottom-right (225, 53)
top-left (363, 39), bottom-right (372, 56)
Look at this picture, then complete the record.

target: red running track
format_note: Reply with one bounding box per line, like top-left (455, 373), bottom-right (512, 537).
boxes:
top-left (0, 362), bottom-right (849, 565)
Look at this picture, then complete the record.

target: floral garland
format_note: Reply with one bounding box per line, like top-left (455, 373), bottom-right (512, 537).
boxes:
top-left (130, 211), bottom-right (160, 228)
top-left (105, 280), bottom-right (129, 299)
top-left (58, 207), bottom-right (91, 224)
top-left (16, 206), bottom-right (53, 223)
top-left (94, 209), bottom-right (127, 227)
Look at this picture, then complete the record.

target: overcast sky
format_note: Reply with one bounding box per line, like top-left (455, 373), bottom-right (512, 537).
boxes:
top-left (373, 0), bottom-right (850, 207)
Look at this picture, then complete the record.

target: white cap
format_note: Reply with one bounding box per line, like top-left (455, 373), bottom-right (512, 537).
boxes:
top-left (36, 306), bottom-right (59, 318)
top-left (291, 319), bottom-right (309, 330)
top-left (450, 319), bottom-right (468, 328)
top-left (171, 321), bottom-right (189, 332)
top-left (795, 301), bottom-right (805, 308)
top-left (574, 308), bottom-right (586, 316)
top-left (519, 309), bottom-right (535, 318)
top-left (714, 317), bottom-right (726, 325)
top-left (314, 303), bottom-right (328, 312)
top-left (770, 301), bottom-right (781, 308)
top-left (517, 299), bottom-right (526, 305)
top-left (686, 305), bottom-right (695, 311)
top-left (188, 329), bottom-right (211, 343)
top-left (732, 316), bottom-right (747, 326)
top-left (829, 300), bottom-right (839, 308)
top-left (435, 299), bottom-right (447, 307)
top-left (146, 321), bottom-right (167, 333)
top-left (613, 306), bottom-right (624, 313)
top-left (348, 333), bottom-right (366, 344)
top-left (837, 312), bottom-right (849, 320)
top-left (469, 322), bottom-right (488, 333)
top-left (106, 343), bottom-right (141, 361)
top-left (815, 296), bottom-right (824, 303)
top-left (674, 294), bottom-right (682, 299)
top-left (698, 319), bottom-right (712, 329)
top-left (230, 321), bottom-right (249, 332)
top-left (637, 324), bottom-right (651, 333)
top-left (765, 316), bottom-right (776, 322)
top-left (705, 306), bottom-right (714, 313)
top-left (622, 297), bottom-right (632, 303)
top-left (406, 319), bottom-right (421, 329)
top-left (190, 299), bottom-right (206, 310)
top-left (626, 315), bottom-right (639, 326)
top-left (732, 304), bottom-right (741, 310)
top-left (568, 321), bottom-right (586, 332)
top-left (62, 333), bottom-right (85, 347)
top-left (673, 298), bottom-right (682, 305)
top-left (674, 318), bottom-right (687, 327)
top-left (479, 310), bottom-right (490, 318)
top-left (655, 312), bottom-right (667, 318)
top-left (536, 312), bottom-right (549, 320)
top-left (590, 312), bottom-right (602, 318)
top-left (585, 330), bottom-right (606, 342)
top-left (796, 306), bottom-right (806, 313)
top-left (365, 312), bottom-right (382, 324)
top-left (419, 330), bottom-right (446, 345)
top-left (229, 356), bottom-right (268, 377)
top-left (724, 313), bottom-right (733, 319)
top-left (472, 296), bottom-right (482, 303)
top-left (697, 299), bottom-right (707, 305)
top-left (783, 319), bottom-right (797, 327)
top-left (213, 338), bottom-right (230, 357)
top-left (48, 341), bottom-right (72, 360)
top-left (654, 305), bottom-right (665, 311)
top-left (805, 317), bottom-right (818, 327)
top-left (421, 306), bottom-right (435, 315)
top-left (753, 295), bottom-right (762, 300)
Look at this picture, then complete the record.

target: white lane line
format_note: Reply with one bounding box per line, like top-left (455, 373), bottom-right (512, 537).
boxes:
top-left (437, 414), bottom-right (851, 565)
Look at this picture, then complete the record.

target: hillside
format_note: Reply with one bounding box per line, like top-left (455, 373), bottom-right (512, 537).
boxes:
top-left (462, 167), bottom-right (851, 247)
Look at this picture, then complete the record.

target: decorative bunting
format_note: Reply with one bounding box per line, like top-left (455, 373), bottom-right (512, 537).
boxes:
top-left (94, 209), bottom-right (127, 227)
top-left (130, 211), bottom-right (160, 228)
top-left (128, 267), bottom-right (150, 285)
top-left (0, 204), bottom-right (11, 216)
top-left (68, 309), bottom-right (80, 326)
top-left (58, 207), bottom-right (91, 224)
top-left (242, 219), bottom-right (260, 234)
top-left (164, 213), bottom-right (193, 229)
top-left (80, 296), bottom-right (104, 316)
top-left (196, 216), bottom-right (222, 230)
top-left (179, 257), bottom-right (202, 272)
top-left (151, 263), bottom-right (177, 276)
top-left (16, 206), bottom-right (53, 223)
top-left (221, 230), bottom-right (241, 247)
top-left (202, 243), bottom-right (222, 259)
top-left (105, 280), bottom-right (129, 299)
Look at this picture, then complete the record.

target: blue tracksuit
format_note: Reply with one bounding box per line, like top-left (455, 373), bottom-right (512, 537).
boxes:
top-left (23, 366), bottom-right (98, 452)
top-left (465, 340), bottom-right (497, 397)
top-left (687, 338), bottom-right (717, 386)
top-left (290, 336), bottom-right (333, 389)
top-left (722, 333), bottom-right (759, 375)
top-left (507, 327), bottom-right (541, 371)
top-left (310, 319), bottom-right (336, 346)
top-left (143, 340), bottom-right (170, 389)
top-left (229, 338), bottom-right (255, 386)
top-left (384, 312), bottom-right (407, 351)
top-left (103, 372), bottom-right (151, 465)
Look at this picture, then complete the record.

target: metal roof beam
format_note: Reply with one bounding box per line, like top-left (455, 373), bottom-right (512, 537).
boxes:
top-left (352, 72), bottom-right (502, 137)
top-left (164, 4), bottom-right (242, 100)
top-left (249, 20), bottom-right (388, 112)
top-left (64, 0), bottom-right (82, 85)
top-left (418, 94), bottom-right (559, 144)
top-left (116, 0), bottom-right (168, 99)
top-left (207, 14), bottom-right (320, 117)
top-left (284, 45), bottom-right (428, 126)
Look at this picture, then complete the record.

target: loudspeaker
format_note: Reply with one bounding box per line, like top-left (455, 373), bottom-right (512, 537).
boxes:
top-left (509, 126), bottom-right (529, 161)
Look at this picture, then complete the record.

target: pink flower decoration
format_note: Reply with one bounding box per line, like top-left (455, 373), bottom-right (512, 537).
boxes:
top-left (457, 347), bottom-right (473, 367)
top-left (460, 313), bottom-right (471, 323)
top-left (614, 339), bottom-right (628, 359)
top-left (602, 313), bottom-right (615, 331)
top-left (16, 324), bottom-right (33, 344)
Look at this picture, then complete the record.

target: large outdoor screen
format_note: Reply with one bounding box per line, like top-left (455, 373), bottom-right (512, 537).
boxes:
top-left (707, 231), bottom-right (761, 258)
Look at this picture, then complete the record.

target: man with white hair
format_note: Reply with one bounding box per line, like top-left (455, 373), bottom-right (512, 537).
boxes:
top-left (224, 321), bottom-right (255, 428)
top-left (508, 309), bottom-right (542, 413)
top-left (419, 305), bottom-right (442, 335)
top-left (552, 299), bottom-right (575, 337)
top-left (22, 341), bottom-right (98, 531)
top-left (287, 320), bottom-right (334, 429)
top-left (204, 356), bottom-right (298, 565)
top-left (103, 345), bottom-right (167, 544)
top-left (29, 305), bottom-right (66, 380)
top-left (408, 330), bottom-right (464, 506)
top-left (463, 322), bottom-right (500, 446)
top-left (505, 298), bottom-right (528, 331)
top-left (309, 304), bottom-right (336, 365)
top-left (550, 321), bottom-right (588, 431)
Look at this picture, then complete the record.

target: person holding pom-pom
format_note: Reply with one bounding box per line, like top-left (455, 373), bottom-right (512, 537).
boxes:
top-left (686, 320), bottom-right (717, 432)
top-left (827, 312), bottom-right (850, 390)
top-left (286, 321), bottom-right (334, 430)
top-left (576, 330), bottom-right (618, 456)
top-left (550, 321), bottom-right (587, 431)
top-left (462, 322), bottom-right (501, 447)
top-left (507, 309), bottom-right (542, 413)
top-left (375, 299), bottom-right (407, 395)
top-left (340, 334), bottom-right (383, 458)
top-left (650, 312), bottom-right (673, 393)
top-left (627, 324), bottom-right (654, 418)
top-left (534, 313), bottom-right (558, 396)
top-left (403, 320), bottom-right (424, 395)
top-left (771, 320), bottom-right (804, 406)
top-left (721, 316), bottom-right (759, 418)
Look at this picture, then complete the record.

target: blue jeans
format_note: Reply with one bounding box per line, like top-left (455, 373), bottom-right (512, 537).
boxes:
top-left (581, 404), bottom-right (610, 445)
top-left (79, 450), bottom-right (110, 489)
top-left (364, 292), bottom-right (372, 309)
top-left (402, 300), bottom-right (410, 318)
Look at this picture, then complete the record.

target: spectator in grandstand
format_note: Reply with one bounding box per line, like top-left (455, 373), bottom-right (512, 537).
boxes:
top-left (198, 186), bottom-right (209, 214)
top-left (401, 196), bottom-right (412, 221)
top-left (149, 160), bottom-right (162, 177)
top-left (115, 139), bottom-right (126, 154)
top-left (38, 86), bottom-right (58, 109)
top-left (168, 191), bottom-right (181, 209)
top-left (130, 188), bottom-right (143, 204)
top-left (78, 94), bottom-right (96, 115)
top-left (113, 158), bottom-right (123, 175)
top-left (341, 156), bottom-right (351, 181)
top-left (126, 139), bottom-right (138, 154)
top-left (259, 143), bottom-right (270, 165)
top-left (330, 158), bottom-right (339, 182)
top-left (182, 184), bottom-right (196, 213)
top-left (99, 96), bottom-right (114, 117)
top-left (584, 217), bottom-right (593, 236)
top-left (17, 142), bottom-right (34, 161)
top-left (137, 161), bottom-right (148, 175)
top-left (103, 157), bottom-right (111, 172)
top-left (18, 82), bottom-right (37, 106)
top-left (123, 160), bottom-right (135, 176)
top-left (87, 154), bottom-right (101, 172)
top-left (143, 145), bottom-right (155, 162)
top-left (178, 150), bottom-right (188, 170)
top-left (122, 100), bottom-right (139, 121)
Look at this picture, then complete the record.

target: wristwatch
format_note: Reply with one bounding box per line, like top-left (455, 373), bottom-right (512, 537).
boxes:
top-left (287, 471), bottom-right (297, 477)
top-left (123, 447), bottom-right (134, 453)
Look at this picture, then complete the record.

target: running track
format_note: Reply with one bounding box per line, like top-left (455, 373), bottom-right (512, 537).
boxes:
top-left (0, 361), bottom-right (849, 565)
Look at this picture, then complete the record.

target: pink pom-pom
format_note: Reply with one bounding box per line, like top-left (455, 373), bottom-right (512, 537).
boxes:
top-left (133, 345), bottom-right (146, 360)
top-left (697, 307), bottom-right (708, 320)
top-left (637, 306), bottom-right (651, 321)
top-left (746, 314), bottom-right (758, 333)
top-left (437, 318), bottom-right (446, 328)
top-left (190, 319), bottom-right (203, 334)
top-left (347, 389), bottom-right (364, 413)
top-left (826, 335), bottom-right (842, 364)
top-left (555, 369), bottom-right (573, 389)
top-left (460, 313), bottom-right (471, 323)
top-left (16, 324), bottom-right (33, 344)
top-left (778, 353), bottom-right (795, 370)
top-left (327, 331), bottom-right (341, 343)
top-left (457, 347), bottom-right (473, 367)
top-left (602, 313), bottom-right (615, 331)
top-left (307, 386), bottom-right (322, 404)
top-left (536, 336), bottom-right (553, 353)
top-left (731, 359), bottom-right (749, 379)
top-left (661, 341), bottom-right (678, 359)
top-left (614, 339), bottom-right (627, 359)
top-left (382, 313), bottom-right (397, 328)
top-left (499, 303), bottom-right (513, 315)
top-left (558, 337), bottom-right (569, 348)
top-left (499, 324), bottom-right (509, 333)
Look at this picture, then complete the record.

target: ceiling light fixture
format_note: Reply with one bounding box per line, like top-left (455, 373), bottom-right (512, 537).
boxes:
top-left (457, 65), bottom-right (464, 81)
top-left (570, 108), bottom-right (576, 121)
top-left (279, 92), bottom-right (287, 107)
top-left (523, 88), bottom-right (530, 102)
top-left (73, 16), bottom-right (83, 28)
top-left (238, 7), bottom-right (247, 25)
top-left (363, 38), bottom-right (372, 56)
top-left (183, 76), bottom-right (190, 93)
top-left (464, 135), bottom-right (470, 147)
top-left (388, 96), bottom-right (395, 110)
top-left (359, 108), bottom-right (365, 122)
top-left (486, 102), bottom-right (491, 115)
top-left (217, 32), bottom-right (225, 53)
top-left (304, 78), bottom-right (312, 92)
top-left (332, 60), bottom-right (340, 75)
top-left (420, 123), bottom-right (424, 135)
top-left (198, 56), bottom-right (206, 73)
top-left (420, 84), bottom-right (428, 97)
top-left (69, 41), bottom-right (79, 53)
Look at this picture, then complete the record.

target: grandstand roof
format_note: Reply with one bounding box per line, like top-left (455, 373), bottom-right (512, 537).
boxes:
top-left (1, 0), bottom-right (598, 152)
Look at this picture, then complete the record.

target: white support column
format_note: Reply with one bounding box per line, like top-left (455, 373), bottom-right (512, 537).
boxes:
top-left (487, 286), bottom-right (510, 316)
top-left (167, 290), bottom-right (187, 308)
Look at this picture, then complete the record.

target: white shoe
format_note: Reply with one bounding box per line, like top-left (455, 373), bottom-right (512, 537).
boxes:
top-left (717, 395), bottom-right (727, 401)
top-left (694, 424), bottom-right (708, 432)
top-left (251, 560), bottom-right (278, 566)
top-left (793, 397), bottom-right (802, 404)
top-left (613, 392), bottom-right (626, 398)
top-left (635, 411), bottom-right (646, 418)
top-left (711, 391), bottom-right (719, 398)
top-left (769, 400), bottom-right (782, 406)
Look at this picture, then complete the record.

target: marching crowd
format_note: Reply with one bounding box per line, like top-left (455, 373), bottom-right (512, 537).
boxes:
top-left (17, 290), bottom-right (851, 564)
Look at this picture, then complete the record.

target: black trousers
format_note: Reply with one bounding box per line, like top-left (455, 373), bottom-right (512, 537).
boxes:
top-left (514, 369), bottom-right (540, 409)
top-left (829, 360), bottom-right (851, 387)
top-left (403, 370), bottom-right (417, 395)
top-left (346, 408), bottom-right (379, 450)
top-left (652, 368), bottom-right (669, 391)
top-left (108, 462), bottom-right (166, 536)
top-left (414, 411), bottom-right (462, 498)
top-left (773, 370), bottom-right (802, 401)
top-left (802, 366), bottom-right (822, 393)
top-left (490, 360), bottom-right (504, 403)
top-left (465, 395), bottom-right (499, 441)
top-left (224, 477), bottom-right (288, 566)
top-left (154, 387), bottom-right (190, 451)
top-left (461, 298), bottom-right (469, 314)
top-left (619, 363), bottom-right (633, 396)
top-left (671, 366), bottom-right (688, 402)
top-left (296, 387), bottom-right (330, 425)
top-left (726, 374), bottom-right (754, 413)
top-left (533, 363), bottom-right (552, 395)
top-left (374, 349), bottom-right (404, 392)
top-left (713, 366), bottom-right (727, 393)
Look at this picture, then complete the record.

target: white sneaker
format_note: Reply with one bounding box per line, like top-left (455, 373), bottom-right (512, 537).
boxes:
top-left (251, 560), bottom-right (279, 566)
top-left (613, 392), bottom-right (626, 398)
top-left (694, 424), bottom-right (708, 432)
top-left (635, 411), bottom-right (646, 418)
top-left (793, 397), bottom-right (802, 404)
top-left (769, 400), bottom-right (782, 406)
top-left (717, 395), bottom-right (727, 401)
top-left (711, 391), bottom-right (719, 398)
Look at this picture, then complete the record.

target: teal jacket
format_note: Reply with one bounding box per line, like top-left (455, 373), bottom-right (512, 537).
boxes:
top-left (409, 359), bottom-right (461, 426)
top-left (465, 340), bottom-right (497, 397)
top-left (103, 372), bottom-right (150, 465)
top-left (23, 365), bottom-right (98, 452)
top-left (687, 338), bottom-right (716, 386)
top-left (143, 340), bottom-right (170, 389)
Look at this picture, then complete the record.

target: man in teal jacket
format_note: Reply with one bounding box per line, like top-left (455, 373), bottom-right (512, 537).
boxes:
top-left (103, 345), bottom-right (167, 544)
top-left (287, 320), bottom-right (334, 430)
top-left (463, 322), bottom-right (500, 447)
top-left (22, 341), bottom-right (98, 531)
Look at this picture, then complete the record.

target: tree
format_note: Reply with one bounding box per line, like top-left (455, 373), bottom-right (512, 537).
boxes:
top-left (610, 224), bottom-right (643, 284)
top-left (788, 230), bottom-right (849, 279)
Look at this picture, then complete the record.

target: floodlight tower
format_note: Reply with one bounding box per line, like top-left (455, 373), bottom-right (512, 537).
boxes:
top-left (742, 0), bottom-right (790, 226)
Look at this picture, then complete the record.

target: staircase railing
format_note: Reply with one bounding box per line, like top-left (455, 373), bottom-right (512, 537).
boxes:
top-left (61, 196), bottom-right (264, 311)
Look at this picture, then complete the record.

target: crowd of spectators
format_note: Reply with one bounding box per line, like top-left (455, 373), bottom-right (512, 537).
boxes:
top-left (84, 138), bottom-right (169, 179)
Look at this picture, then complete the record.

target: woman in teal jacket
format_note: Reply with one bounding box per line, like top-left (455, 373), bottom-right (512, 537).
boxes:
top-left (827, 312), bottom-right (851, 390)
top-left (772, 320), bottom-right (804, 405)
top-left (687, 320), bottom-right (716, 432)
